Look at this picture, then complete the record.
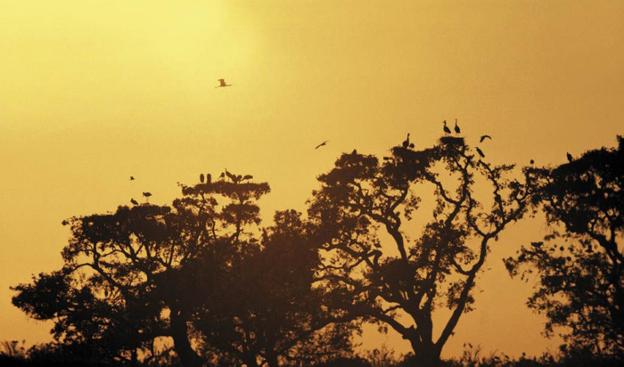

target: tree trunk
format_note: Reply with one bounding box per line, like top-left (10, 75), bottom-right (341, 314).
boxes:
top-left (170, 309), bottom-right (203, 367)
top-left (409, 339), bottom-right (441, 367)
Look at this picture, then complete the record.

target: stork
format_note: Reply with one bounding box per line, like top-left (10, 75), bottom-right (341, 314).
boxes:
top-left (216, 78), bottom-right (231, 88)
top-left (315, 140), bottom-right (328, 149)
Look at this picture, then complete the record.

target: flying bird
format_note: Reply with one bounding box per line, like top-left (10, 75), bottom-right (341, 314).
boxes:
top-left (566, 152), bottom-right (573, 162)
top-left (443, 120), bottom-right (451, 135)
top-left (130, 198), bottom-right (139, 205)
top-left (315, 140), bottom-right (328, 149)
top-left (479, 135), bottom-right (492, 143)
top-left (200, 173), bottom-right (205, 183)
top-left (129, 176), bottom-right (135, 181)
top-left (402, 133), bottom-right (410, 148)
top-left (476, 147), bottom-right (485, 158)
top-left (61, 219), bottom-right (69, 226)
top-left (216, 78), bottom-right (231, 88)
top-left (454, 119), bottom-right (461, 134)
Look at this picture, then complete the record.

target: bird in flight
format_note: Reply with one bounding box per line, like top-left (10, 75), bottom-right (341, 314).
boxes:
top-left (479, 135), bottom-right (492, 143)
top-left (443, 120), bottom-right (451, 135)
top-left (315, 140), bottom-right (328, 149)
top-left (454, 119), bottom-right (461, 134)
top-left (130, 176), bottom-right (135, 181)
top-left (216, 78), bottom-right (232, 88)
top-left (566, 152), bottom-right (574, 162)
top-left (476, 147), bottom-right (485, 158)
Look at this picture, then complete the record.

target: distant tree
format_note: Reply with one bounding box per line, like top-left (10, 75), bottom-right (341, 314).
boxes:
top-left (308, 137), bottom-right (539, 367)
top-left (13, 171), bottom-right (271, 367)
top-left (505, 136), bottom-right (624, 358)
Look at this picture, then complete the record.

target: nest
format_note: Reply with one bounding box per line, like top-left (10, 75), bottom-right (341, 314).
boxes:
top-left (439, 136), bottom-right (465, 146)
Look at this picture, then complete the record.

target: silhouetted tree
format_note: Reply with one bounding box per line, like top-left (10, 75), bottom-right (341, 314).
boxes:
top-left (190, 209), bottom-right (357, 366)
top-left (505, 136), bottom-right (624, 358)
top-left (13, 171), bottom-right (271, 367)
top-left (308, 137), bottom-right (539, 366)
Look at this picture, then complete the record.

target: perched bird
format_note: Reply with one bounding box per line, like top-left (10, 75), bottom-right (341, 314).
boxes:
top-left (531, 241), bottom-right (543, 248)
top-left (224, 170), bottom-right (239, 183)
top-left (242, 174), bottom-right (253, 181)
top-left (315, 140), bottom-right (328, 149)
top-left (219, 172), bottom-right (225, 180)
top-left (454, 119), bottom-right (461, 134)
top-left (479, 135), bottom-right (492, 143)
top-left (130, 198), bottom-right (139, 205)
top-left (61, 219), bottom-right (69, 226)
top-left (130, 176), bottom-right (135, 181)
top-left (351, 149), bottom-right (358, 155)
top-left (443, 120), bottom-right (451, 135)
top-left (530, 159), bottom-right (535, 165)
top-left (200, 173), bottom-right (205, 183)
top-left (206, 173), bottom-right (212, 183)
top-left (402, 133), bottom-right (410, 148)
top-left (476, 147), bottom-right (485, 158)
top-left (142, 192), bottom-right (152, 198)
top-left (408, 143), bottom-right (414, 149)
top-left (216, 78), bottom-right (231, 88)
top-left (566, 152), bottom-right (574, 162)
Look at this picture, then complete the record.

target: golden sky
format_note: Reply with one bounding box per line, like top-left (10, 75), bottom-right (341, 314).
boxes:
top-left (1, 0), bottom-right (623, 358)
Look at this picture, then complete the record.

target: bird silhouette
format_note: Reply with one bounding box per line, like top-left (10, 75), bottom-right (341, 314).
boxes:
top-left (566, 152), bottom-right (573, 162)
top-left (476, 147), bottom-right (485, 158)
top-left (61, 219), bottom-right (69, 226)
top-left (402, 133), bottom-right (410, 148)
top-left (216, 78), bottom-right (231, 88)
top-left (315, 140), bottom-right (328, 149)
top-left (142, 192), bottom-right (152, 198)
top-left (454, 119), bottom-right (461, 134)
top-left (479, 135), bottom-right (492, 143)
top-left (130, 176), bottom-right (135, 181)
top-left (200, 174), bottom-right (205, 183)
top-left (443, 120), bottom-right (451, 135)
top-left (242, 174), bottom-right (253, 181)
top-left (530, 159), bottom-right (535, 165)
top-left (219, 172), bottom-right (225, 180)
top-left (225, 169), bottom-right (237, 182)
top-left (206, 173), bottom-right (211, 183)
top-left (130, 198), bottom-right (139, 205)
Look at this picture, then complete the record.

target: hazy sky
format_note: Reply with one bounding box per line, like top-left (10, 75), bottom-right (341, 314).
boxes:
top-left (1, 0), bottom-right (623, 358)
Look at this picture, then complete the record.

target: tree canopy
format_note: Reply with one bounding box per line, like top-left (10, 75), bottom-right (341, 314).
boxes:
top-left (505, 136), bottom-right (624, 357)
top-left (308, 137), bottom-right (539, 366)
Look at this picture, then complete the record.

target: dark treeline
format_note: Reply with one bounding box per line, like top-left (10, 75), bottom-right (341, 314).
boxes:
top-left (3, 133), bottom-right (623, 367)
